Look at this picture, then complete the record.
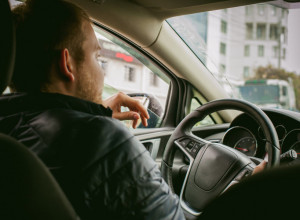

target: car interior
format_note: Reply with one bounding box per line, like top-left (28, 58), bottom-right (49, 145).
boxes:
top-left (3, 0), bottom-right (300, 219)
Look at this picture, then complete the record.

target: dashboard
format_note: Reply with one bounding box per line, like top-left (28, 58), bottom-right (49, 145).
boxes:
top-left (205, 108), bottom-right (300, 163)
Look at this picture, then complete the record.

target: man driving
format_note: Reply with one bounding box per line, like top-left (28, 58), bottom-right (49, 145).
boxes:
top-left (0, 0), bottom-right (265, 219)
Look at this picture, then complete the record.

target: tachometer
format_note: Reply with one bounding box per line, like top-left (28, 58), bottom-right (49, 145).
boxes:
top-left (222, 126), bottom-right (258, 157)
top-left (234, 137), bottom-right (257, 157)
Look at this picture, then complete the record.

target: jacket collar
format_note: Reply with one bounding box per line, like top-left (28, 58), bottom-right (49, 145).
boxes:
top-left (0, 92), bottom-right (112, 117)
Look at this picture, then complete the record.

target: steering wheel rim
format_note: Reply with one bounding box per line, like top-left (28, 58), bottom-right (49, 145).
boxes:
top-left (161, 99), bottom-right (280, 216)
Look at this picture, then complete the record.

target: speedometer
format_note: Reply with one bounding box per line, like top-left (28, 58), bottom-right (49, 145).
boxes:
top-left (234, 137), bottom-right (257, 157)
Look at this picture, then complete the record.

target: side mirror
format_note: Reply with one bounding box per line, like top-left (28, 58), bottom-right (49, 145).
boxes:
top-left (128, 93), bottom-right (163, 128)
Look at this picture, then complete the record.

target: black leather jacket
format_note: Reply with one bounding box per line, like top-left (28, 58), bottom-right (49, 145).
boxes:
top-left (0, 93), bottom-right (184, 220)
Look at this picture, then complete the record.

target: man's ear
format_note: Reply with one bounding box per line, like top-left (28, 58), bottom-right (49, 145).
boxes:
top-left (59, 48), bottom-right (75, 82)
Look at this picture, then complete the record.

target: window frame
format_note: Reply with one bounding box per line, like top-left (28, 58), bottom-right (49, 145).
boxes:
top-left (256, 23), bottom-right (266, 40)
top-left (246, 23), bottom-right (253, 40)
top-left (220, 42), bottom-right (226, 55)
top-left (244, 45), bottom-right (250, 57)
top-left (258, 45), bottom-right (264, 57)
top-left (221, 20), bottom-right (227, 34)
top-left (124, 65), bottom-right (136, 82)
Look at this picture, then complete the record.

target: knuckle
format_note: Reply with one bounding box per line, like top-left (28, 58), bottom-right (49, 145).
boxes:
top-left (116, 92), bottom-right (125, 98)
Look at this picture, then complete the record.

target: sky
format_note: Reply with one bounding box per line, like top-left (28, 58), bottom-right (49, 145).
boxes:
top-left (287, 9), bottom-right (300, 74)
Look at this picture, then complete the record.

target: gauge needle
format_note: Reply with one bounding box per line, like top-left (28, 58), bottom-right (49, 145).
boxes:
top-left (235, 147), bottom-right (248, 152)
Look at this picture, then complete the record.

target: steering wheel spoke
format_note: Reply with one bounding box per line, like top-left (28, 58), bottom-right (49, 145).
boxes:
top-left (222, 163), bottom-right (255, 192)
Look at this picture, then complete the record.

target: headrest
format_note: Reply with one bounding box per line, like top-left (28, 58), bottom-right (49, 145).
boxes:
top-left (0, 0), bottom-right (15, 94)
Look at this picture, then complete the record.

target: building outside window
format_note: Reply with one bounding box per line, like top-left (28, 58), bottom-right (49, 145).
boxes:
top-left (271, 6), bottom-right (277, 16)
top-left (150, 72), bottom-right (158, 86)
top-left (257, 23), bottom-right (266, 40)
top-left (281, 27), bottom-right (286, 43)
top-left (258, 4), bottom-right (265, 15)
top-left (272, 46), bottom-right (279, 58)
top-left (244, 45), bottom-right (250, 57)
top-left (245, 5), bottom-right (253, 16)
top-left (269, 24), bottom-right (279, 40)
top-left (282, 86), bottom-right (287, 96)
top-left (124, 66), bottom-right (135, 82)
top-left (99, 60), bottom-right (108, 70)
top-left (243, 66), bottom-right (250, 78)
top-left (221, 20), bottom-right (227, 34)
top-left (282, 48), bottom-right (286, 60)
top-left (220, 42), bottom-right (226, 55)
top-left (246, 23), bottom-right (253, 39)
top-left (219, 64), bottom-right (226, 75)
top-left (258, 45), bottom-right (264, 57)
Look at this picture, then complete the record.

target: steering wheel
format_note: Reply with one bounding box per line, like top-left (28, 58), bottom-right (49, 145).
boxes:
top-left (161, 99), bottom-right (280, 217)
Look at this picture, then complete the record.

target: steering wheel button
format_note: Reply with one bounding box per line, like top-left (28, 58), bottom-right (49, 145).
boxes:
top-left (187, 142), bottom-right (195, 150)
top-left (194, 144), bottom-right (201, 150)
top-left (180, 139), bottom-right (190, 147)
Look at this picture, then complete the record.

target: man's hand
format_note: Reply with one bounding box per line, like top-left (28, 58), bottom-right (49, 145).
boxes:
top-left (103, 92), bottom-right (150, 129)
top-left (252, 160), bottom-right (267, 175)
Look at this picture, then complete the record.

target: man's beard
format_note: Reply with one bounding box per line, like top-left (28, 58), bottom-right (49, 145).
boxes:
top-left (76, 70), bottom-right (103, 105)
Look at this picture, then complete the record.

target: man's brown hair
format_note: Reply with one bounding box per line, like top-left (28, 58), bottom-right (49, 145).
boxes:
top-left (11, 0), bottom-right (90, 93)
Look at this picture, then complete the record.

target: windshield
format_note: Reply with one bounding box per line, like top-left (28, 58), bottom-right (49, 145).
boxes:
top-left (167, 3), bottom-right (300, 112)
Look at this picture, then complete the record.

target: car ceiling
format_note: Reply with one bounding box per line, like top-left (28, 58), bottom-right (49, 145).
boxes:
top-left (129, 0), bottom-right (273, 18)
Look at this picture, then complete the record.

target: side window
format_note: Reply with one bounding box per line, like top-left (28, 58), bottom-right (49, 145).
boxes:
top-left (93, 25), bottom-right (170, 129)
top-left (186, 88), bottom-right (222, 127)
top-left (190, 97), bottom-right (215, 127)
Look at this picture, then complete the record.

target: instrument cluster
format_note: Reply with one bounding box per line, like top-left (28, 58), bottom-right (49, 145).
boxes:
top-left (222, 109), bottom-right (300, 160)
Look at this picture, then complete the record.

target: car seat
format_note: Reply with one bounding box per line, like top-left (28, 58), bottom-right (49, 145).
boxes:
top-left (0, 1), bottom-right (79, 219)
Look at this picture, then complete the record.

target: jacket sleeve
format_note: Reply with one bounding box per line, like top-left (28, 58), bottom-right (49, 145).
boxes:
top-left (82, 120), bottom-right (185, 220)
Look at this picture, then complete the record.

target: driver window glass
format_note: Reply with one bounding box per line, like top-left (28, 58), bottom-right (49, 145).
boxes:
top-left (190, 98), bottom-right (215, 127)
top-left (93, 25), bottom-right (170, 129)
